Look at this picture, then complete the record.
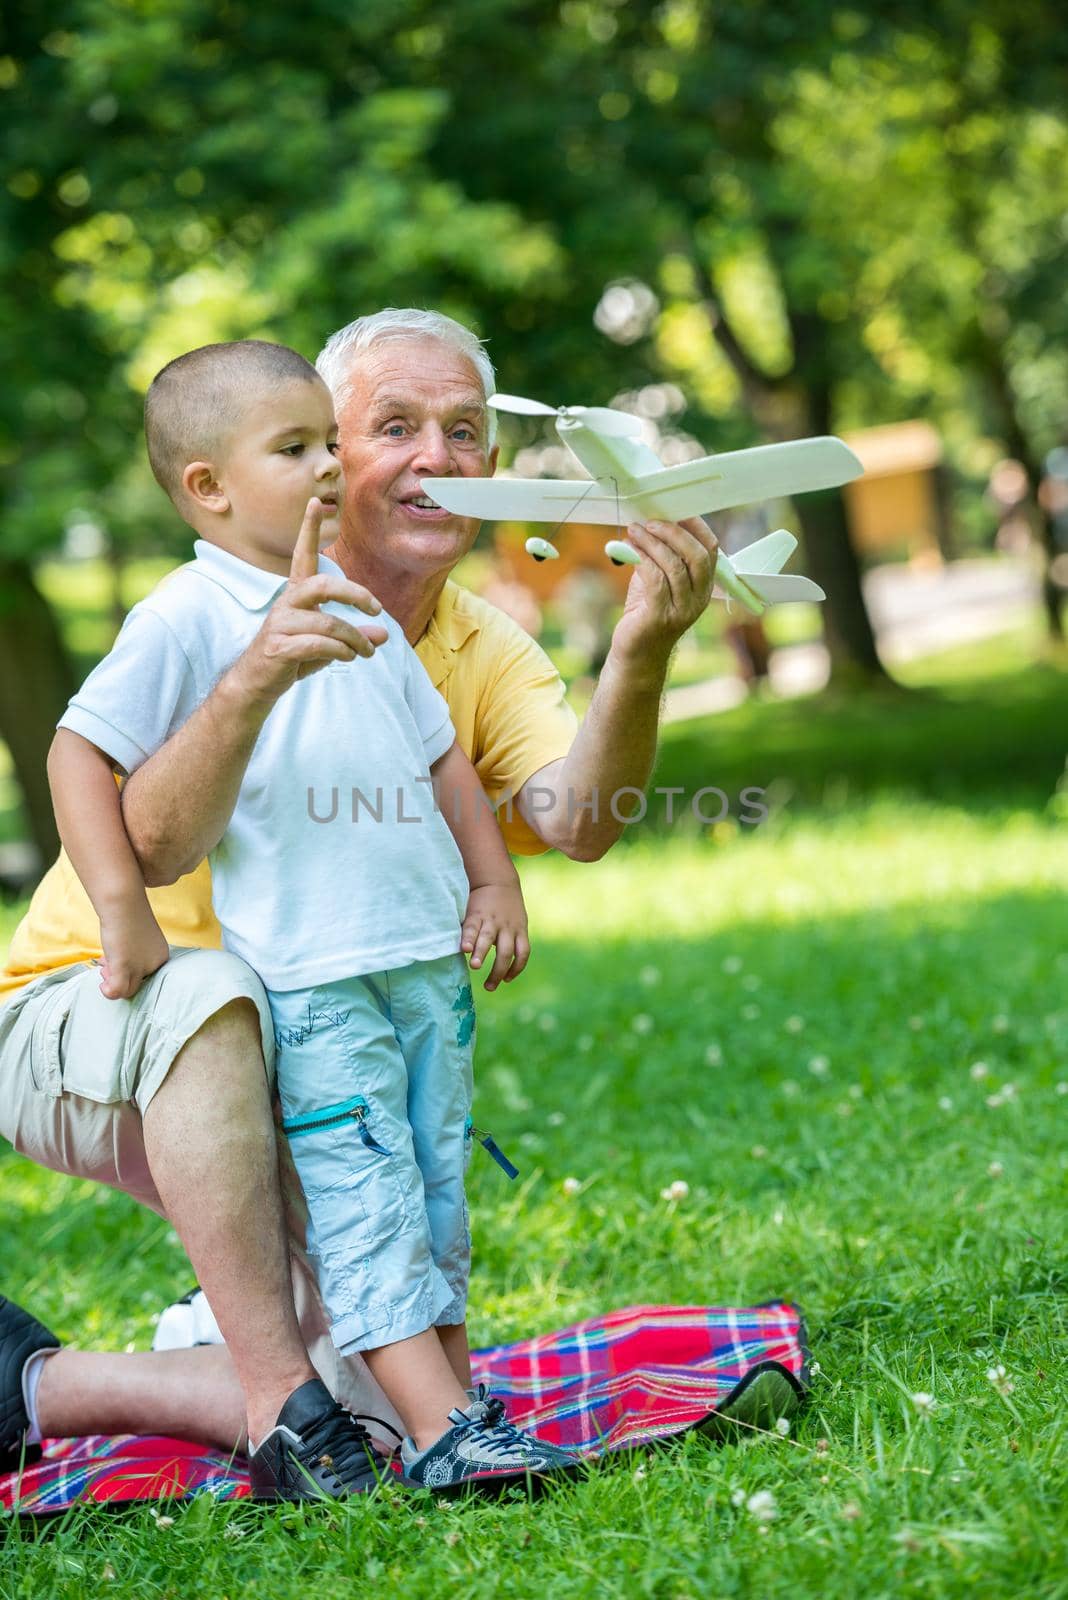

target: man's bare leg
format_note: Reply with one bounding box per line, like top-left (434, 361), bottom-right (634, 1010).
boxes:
top-left (363, 1329), bottom-right (470, 1451)
top-left (35, 1346), bottom-right (245, 1453)
top-left (141, 999), bottom-right (316, 1446)
top-left (437, 1322), bottom-right (472, 1389)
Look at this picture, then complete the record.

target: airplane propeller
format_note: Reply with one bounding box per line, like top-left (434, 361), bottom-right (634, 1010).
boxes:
top-left (488, 392), bottom-right (643, 439)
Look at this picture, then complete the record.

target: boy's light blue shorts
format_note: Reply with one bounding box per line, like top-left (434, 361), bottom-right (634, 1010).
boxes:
top-left (269, 952), bottom-right (475, 1356)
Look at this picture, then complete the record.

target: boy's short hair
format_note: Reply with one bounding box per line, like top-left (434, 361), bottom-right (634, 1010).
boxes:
top-left (145, 340), bottom-right (320, 503)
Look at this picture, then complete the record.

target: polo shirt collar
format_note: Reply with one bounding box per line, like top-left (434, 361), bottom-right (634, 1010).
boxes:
top-left (421, 580), bottom-right (480, 687)
top-left (192, 540), bottom-right (340, 613)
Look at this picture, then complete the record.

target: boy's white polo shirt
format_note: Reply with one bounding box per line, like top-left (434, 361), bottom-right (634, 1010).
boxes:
top-left (59, 542), bottom-right (468, 990)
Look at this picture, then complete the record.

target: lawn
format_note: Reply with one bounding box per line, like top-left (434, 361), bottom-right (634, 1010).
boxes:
top-left (2, 771), bottom-right (1065, 1593)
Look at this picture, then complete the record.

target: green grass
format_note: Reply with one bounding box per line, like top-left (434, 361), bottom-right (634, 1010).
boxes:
top-left (3, 800), bottom-right (1066, 1596)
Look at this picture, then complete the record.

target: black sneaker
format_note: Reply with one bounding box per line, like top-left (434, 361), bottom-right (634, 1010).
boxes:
top-left (1, 1295), bottom-right (60, 1475)
top-left (400, 1384), bottom-right (580, 1495)
top-left (248, 1378), bottom-right (392, 1501)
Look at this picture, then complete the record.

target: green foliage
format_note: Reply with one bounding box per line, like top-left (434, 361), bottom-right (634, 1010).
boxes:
top-left (5, 0), bottom-right (1068, 572)
top-left (2, 801), bottom-right (1065, 1595)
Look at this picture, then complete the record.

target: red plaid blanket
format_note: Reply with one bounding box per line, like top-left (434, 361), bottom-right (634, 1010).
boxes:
top-left (0, 1301), bottom-right (807, 1515)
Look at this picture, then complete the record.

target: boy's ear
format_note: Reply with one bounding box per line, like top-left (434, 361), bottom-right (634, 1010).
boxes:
top-left (183, 461), bottom-right (229, 513)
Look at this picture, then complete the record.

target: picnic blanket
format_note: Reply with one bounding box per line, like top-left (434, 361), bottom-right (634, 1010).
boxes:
top-left (0, 1301), bottom-right (808, 1516)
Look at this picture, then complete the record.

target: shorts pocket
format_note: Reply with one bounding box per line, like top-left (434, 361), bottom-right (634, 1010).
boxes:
top-left (281, 1094), bottom-right (409, 1251)
top-left (28, 983), bottom-right (80, 1099)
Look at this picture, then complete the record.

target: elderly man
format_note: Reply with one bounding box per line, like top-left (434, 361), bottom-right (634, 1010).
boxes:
top-left (0, 309), bottom-right (717, 1496)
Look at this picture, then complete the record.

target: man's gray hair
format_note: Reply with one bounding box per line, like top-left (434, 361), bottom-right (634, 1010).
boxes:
top-left (316, 309), bottom-right (497, 445)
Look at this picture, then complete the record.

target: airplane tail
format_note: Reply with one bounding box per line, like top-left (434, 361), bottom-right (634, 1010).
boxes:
top-left (730, 529), bottom-right (826, 605)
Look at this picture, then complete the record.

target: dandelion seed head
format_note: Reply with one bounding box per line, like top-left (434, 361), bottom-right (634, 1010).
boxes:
top-left (746, 1489), bottom-right (778, 1522)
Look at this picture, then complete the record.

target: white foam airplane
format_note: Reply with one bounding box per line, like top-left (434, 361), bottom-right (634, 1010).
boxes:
top-left (420, 393), bottom-right (863, 616)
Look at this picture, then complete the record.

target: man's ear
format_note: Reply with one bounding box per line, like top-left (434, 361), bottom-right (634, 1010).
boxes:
top-left (487, 443), bottom-right (500, 478)
top-left (182, 461), bottom-right (229, 513)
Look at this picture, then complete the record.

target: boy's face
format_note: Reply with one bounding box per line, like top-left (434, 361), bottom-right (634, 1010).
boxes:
top-left (205, 377), bottom-right (343, 572)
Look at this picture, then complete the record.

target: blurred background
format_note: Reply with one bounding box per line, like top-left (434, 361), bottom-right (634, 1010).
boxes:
top-left (2, 0), bottom-right (1067, 885)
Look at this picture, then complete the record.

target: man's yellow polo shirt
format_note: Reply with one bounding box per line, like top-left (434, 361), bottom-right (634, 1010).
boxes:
top-left (0, 580), bottom-right (578, 1000)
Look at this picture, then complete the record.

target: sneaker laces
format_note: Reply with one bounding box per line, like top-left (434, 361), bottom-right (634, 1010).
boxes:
top-left (297, 1406), bottom-right (385, 1479)
top-left (451, 1388), bottom-right (529, 1457)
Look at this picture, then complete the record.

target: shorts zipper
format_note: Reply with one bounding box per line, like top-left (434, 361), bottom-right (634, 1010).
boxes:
top-left (465, 1117), bottom-right (519, 1180)
top-left (282, 1095), bottom-right (391, 1156)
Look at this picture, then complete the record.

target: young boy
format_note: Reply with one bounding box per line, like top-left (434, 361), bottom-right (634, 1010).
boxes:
top-left (47, 339), bottom-right (576, 1498)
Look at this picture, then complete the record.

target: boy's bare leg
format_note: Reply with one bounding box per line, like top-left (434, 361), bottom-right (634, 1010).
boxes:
top-left (141, 999), bottom-right (317, 1445)
top-left (437, 1323), bottom-right (473, 1389)
top-left (35, 1346), bottom-right (245, 1453)
top-left (363, 1330), bottom-right (470, 1450)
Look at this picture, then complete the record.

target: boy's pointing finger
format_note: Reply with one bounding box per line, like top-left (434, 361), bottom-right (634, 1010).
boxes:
top-left (289, 496), bottom-right (325, 586)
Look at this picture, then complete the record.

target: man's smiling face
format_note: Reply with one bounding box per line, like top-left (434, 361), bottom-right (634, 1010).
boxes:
top-left (333, 336), bottom-right (498, 583)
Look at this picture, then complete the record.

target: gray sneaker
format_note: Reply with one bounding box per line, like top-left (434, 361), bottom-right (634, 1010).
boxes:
top-left (400, 1384), bottom-right (579, 1495)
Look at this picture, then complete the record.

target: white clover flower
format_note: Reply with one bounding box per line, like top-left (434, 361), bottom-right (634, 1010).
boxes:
top-left (704, 1044), bottom-right (723, 1067)
top-left (1001, 1082), bottom-right (1017, 1100)
top-left (910, 1391), bottom-right (936, 1415)
top-left (774, 1417), bottom-right (791, 1436)
top-left (751, 1144), bottom-right (768, 1160)
top-left (986, 1364), bottom-right (1015, 1396)
top-left (938, 1096), bottom-right (954, 1111)
top-left (538, 1013), bottom-right (557, 1032)
top-left (893, 1529), bottom-right (923, 1553)
top-left (547, 1111), bottom-right (565, 1126)
top-left (785, 1015), bottom-right (805, 1033)
top-left (632, 1013), bottom-right (654, 1035)
top-left (668, 1179), bottom-right (690, 1201)
top-left (810, 1362), bottom-right (822, 1377)
top-left (840, 1500), bottom-right (862, 1521)
top-left (848, 1084), bottom-right (864, 1100)
top-left (722, 955), bottom-right (743, 975)
top-left (632, 1463), bottom-right (647, 1483)
top-left (742, 1003), bottom-right (761, 1021)
top-left (808, 1056), bottom-right (830, 1077)
top-left (908, 1015), bottom-right (925, 1030)
top-left (836, 1102), bottom-right (854, 1118)
top-left (985, 1092), bottom-right (1005, 1109)
top-left (1056, 1081), bottom-right (1068, 1096)
top-left (991, 1015), bottom-right (1010, 1033)
top-left (781, 1078), bottom-right (800, 1097)
top-left (970, 1061), bottom-right (990, 1081)
top-left (730, 1488), bottom-right (746, 1507)
top-left (987, 1160), bottom-right (1004, 1178)
top-left (639, 965), bottom-right (661, 987)
top-left (562, 1176), bottom-right (581, 1197)
top-left (577, 1034), bottom-right (594, 1052)
top-left (746, 1490), bottom-right (778, 1522)
top-left (772, 1208), bottom-right (785, 1226)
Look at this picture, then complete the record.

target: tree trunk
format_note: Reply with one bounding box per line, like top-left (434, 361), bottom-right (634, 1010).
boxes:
top-left (793, 490), bottom-right (887, 685)
top-left (0, 559), bottom-right (77, 870)
top-left (800, 373), bottom-right (890, 686)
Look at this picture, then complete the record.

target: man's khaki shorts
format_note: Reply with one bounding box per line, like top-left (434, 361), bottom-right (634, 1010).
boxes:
top-left (0, 947), bottom-right (276, 1211)
top-left (0, 947), bottom-right (406, 1433)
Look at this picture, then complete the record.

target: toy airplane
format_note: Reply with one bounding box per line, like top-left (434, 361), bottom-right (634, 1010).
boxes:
top-left (420, 393), bottom-right (864, 616)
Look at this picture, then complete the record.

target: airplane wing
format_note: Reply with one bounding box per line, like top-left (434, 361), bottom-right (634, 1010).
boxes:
top-left (625, 438), bottom-right (863, 523)
top-left (418, 476), bottom-right (644, 526)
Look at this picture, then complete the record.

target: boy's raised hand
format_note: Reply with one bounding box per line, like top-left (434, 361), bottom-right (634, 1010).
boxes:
top-left (235, 497), bottom-right (390, 703)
